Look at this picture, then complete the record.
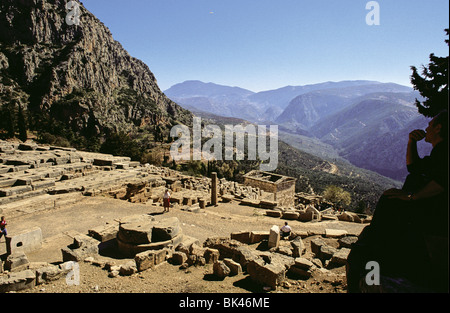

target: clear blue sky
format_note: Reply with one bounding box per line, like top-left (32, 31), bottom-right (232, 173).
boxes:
top-left (81, 0), bottom-right (449, 92)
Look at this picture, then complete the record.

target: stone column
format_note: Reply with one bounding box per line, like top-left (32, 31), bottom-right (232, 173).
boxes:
top-left (211, 172), bottom-right (218, 206)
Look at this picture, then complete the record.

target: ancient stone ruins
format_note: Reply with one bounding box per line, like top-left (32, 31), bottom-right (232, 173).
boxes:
top-left (0, 140), bottom-right (369, 292)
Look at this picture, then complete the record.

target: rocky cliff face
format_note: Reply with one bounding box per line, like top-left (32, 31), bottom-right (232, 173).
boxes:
top-left (0, 0), bottom-right (191, 139)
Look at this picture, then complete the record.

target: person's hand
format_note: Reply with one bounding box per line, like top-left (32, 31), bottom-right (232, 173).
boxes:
top-left (383, 188), bottom-right (410, 201)
top-left (409, 129), bottom-right (426, 142)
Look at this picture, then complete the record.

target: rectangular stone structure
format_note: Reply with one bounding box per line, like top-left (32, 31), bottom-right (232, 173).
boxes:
top-left (243, 170), bottom-right (296, 208)
top-left (6, 227), bottom-right (43, 255)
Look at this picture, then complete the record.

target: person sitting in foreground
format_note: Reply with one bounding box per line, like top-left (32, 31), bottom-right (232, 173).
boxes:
top-left (347, 110), bottom-right (448, 293)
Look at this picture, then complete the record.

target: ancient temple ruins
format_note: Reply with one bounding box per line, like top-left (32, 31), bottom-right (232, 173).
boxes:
top-left (243, 170), bottom-right (296, 208)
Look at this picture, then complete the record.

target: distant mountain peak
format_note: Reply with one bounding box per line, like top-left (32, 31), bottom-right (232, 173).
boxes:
top-left (165, 80), bottom-right (255, 99)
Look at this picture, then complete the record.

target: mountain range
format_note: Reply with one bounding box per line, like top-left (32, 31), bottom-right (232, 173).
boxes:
top-left (165, 80), bottom-right (431, 181)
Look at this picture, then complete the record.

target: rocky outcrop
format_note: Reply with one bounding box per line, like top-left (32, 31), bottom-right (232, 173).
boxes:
top-left (0, 0), bottom-right (191, 138)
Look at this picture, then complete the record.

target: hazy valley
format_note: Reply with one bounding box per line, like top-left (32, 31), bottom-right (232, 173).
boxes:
top-left (165, 80), bottom-right (432, 182)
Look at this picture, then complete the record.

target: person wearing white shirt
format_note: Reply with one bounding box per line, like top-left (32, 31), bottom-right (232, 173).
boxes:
top-left (280, 222), bottom-right (291, 239)
top-left (163, 189), bottom-right (171, 212)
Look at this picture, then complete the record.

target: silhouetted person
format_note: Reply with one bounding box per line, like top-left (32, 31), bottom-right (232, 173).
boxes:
top-left (347, 110), bottom-right (448, 293)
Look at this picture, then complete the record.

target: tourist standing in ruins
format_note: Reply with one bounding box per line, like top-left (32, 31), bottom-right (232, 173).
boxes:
top-left (163, 189), bottom-right (171, 213)
top-left (0, 216), bottom-right (7, 240)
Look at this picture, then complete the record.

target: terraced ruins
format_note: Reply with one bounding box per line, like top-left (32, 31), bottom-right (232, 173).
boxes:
top-left (0, 139), bottom-right (368, 293)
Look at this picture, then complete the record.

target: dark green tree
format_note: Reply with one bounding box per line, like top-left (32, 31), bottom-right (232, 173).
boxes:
top-left (100, 131), bottom-right (143, 162)
top-left (410, 29), bottom-right (449, 117)
top-left (322, 185), bottom-right (352, 210)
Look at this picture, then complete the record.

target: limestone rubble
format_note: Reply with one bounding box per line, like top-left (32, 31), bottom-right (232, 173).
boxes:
top-left (1, 140), bottom-right (364, 292)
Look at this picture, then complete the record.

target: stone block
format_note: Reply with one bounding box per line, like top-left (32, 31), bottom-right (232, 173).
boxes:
top-left (249, 230), bottom-right (269, 244)
top-left (189, 243), bottom-right (206, 258)
top-left (240, 199), bottom-right (260, 207)
top-left (288, 266), bottom-right (312, 279)
top-left (268, 225), bottom-right (280, 249)
top-left (61, 235), bottom-right (99, 262)
top-left (329, 248), bottom-right (351, 267)
top-left (294, 257), bottom-right (314, 270)
top-left (259, 200), bottom-right (278, 209)
top-left (119, 261), bottom-right (137, 276)
top-left (18, 143), bottom-right (37, 151)
top-left (93, 158), bottom-right (114, 166)
top-left (152, 217), bottom-right (181, 241)
top-left (282, 211), bottom-right (300, 220)
top-left (231, 231), bottom-right (251, 244)
top-left (0, 185), bottom-right (32, 197)
top-left (204, 248), bottom-right (220, 264)
top-left (129, 161), bottom-right (140, 168)
top-left (213, 261), bottom-right (231, 279)
top-left (338, 236), bottom-right (359, 249)
top-left (182, 197), bottom-right (193, 206)
top-left (276, 246), bottom-right (293, 257)
top-left (88, 224), bottom-right (118, 242)
top-left (31, 180), bottom-right (56, 191)
top-left (223, 258), bottom-right (242, 276)
top-left (171, 251), bottom-right (188, 265)
top-left (35, 265), bottom-right (65, 285)
top-left (319, 245), bottom-right (338, 262)
top-left (265, 210), bottom-right (282, 218)
top-left (307, 229), bottom-right (326, 237)
top-left (232, 246), bottom-right (260, 270)
top-left (4, 253), bottom-right (30, 272)
top-left (306, 205), bottom-right (321, 220)
top-left (6, 226), bottom-right (42, 255)
top-left (247, 258), bottom-right (286, 289)
top-left (321, 214), bottom-right (338, 221)
top-left (298, 210), bottom-right (314, 222)
top-left (325, 229), bottom-right (348, 238)
top-left (0, 270), bottom-right (36, 293)
top-left (118, 221), bottom-right (153, 245)
top-left (290, 237), bottom-right (306, 257)
top-left (0, 178), bottom-right (16, 188)
top-left (134, 250), bottom-right (155, 272)
top-left (176, 235), bottom-right (200, 254)
top-left (221, 195), bottom-right (234, 203)
top-left (310, 238), bottom-right (327, 256)
top-left (337, 211), bottom-right (362, 223)
top-left (154, 249), bottom-right (167, 265)
top-left (203, 237), bottom-right (243, 260)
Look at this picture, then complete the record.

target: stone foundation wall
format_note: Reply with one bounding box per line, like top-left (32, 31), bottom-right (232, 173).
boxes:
top-left (243, 171), bottom-right (296, 208)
